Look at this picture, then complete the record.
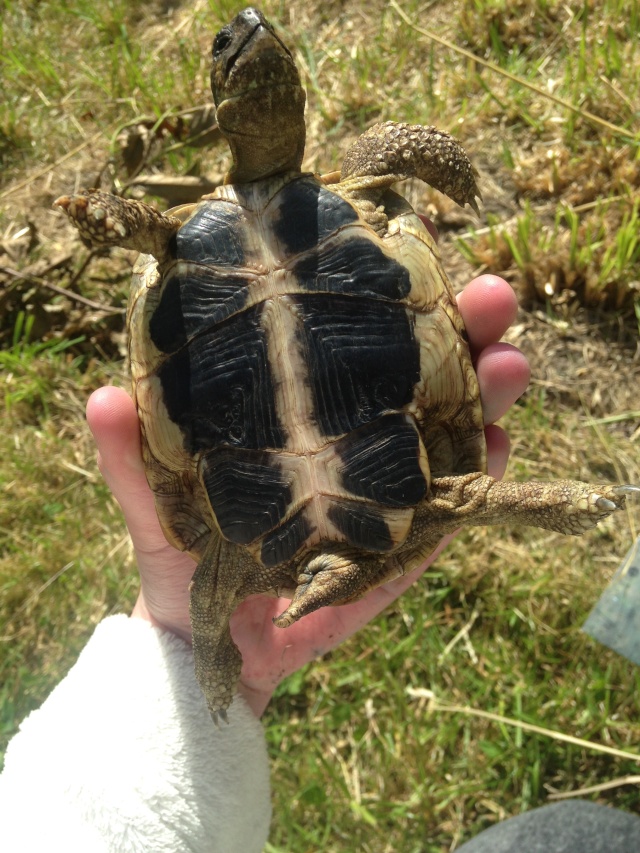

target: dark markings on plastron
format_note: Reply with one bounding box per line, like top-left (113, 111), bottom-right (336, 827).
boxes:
top-left (273, 178), bottom-right (359, 255)
top-left (327, 500), bottom-right (394, 552)
top-left (150, 267), bottom-right (253, 354)
top-left (292, 237), bottom-right (411, 301)
top-left (176, 201), bottom-right (246, 266)
top-left (156, 305), bottom-right (285, 452)
top-left (294, 294), bottom-right (420, 436)
top-left (260, 510), bottom-right (314, 567)
top-left (149, 275), bottom-right (188, 354)
top-left (200, 447), bottom-right (291, 545)
top-left (338, 414), bottom-right (427, 507)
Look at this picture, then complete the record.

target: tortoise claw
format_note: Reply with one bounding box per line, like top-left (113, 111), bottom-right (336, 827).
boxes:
top-left (613, 485), bottom-right (640, 496)
top-left (210, 708), bottom-right (229, 727)
top-left (596, 497), bottom-right (618, 512)
top-left (595, 485), bottom-right (639, 513)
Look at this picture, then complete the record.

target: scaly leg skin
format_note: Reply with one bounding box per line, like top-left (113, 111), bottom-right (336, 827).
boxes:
top-left (336, 120), bottom-right (481, 232)
top-left (423, 473), bottom-right (638, 534)
top-left (189, 533), bottom-right (245, 724)
top-left (54, 191), bottom-right (182, 263)
top-left (189, 532), bottom-right (297, 722)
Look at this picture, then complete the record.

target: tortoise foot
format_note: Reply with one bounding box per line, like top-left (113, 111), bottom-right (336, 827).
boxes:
top-left (55, 191), bottom-right (181, 261)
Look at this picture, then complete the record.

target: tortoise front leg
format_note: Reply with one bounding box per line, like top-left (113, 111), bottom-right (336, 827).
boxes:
top-left (337, 120), bottom-right (481, 231)
top-left (55, 191), bottom-right (182, 264)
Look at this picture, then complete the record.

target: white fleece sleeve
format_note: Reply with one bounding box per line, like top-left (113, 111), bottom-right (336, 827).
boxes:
top-left (0, 615), bottom-right (271, 853)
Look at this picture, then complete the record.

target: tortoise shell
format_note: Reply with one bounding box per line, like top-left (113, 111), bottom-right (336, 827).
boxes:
top-left (128, 172), bottom-right (485, 585)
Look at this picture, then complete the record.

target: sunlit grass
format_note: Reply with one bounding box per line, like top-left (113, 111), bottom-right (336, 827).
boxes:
top-left (1, 0), bottom-right (639, 849)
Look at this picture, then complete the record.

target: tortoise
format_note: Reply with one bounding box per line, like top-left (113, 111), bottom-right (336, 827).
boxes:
top-left (56, 8), bottom-right (635, 721)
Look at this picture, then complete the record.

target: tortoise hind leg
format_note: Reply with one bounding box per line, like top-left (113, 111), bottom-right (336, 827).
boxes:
top-left (332, 476), bottom-right (637, 603)
top-left (274, 477), bottom-right (637, 632)
top-left (189, 533), bottom-right (257, 723)
top-left (55, 191), bottom-right (182, 263)
top-left (398, 474), bottom-right (637, 574)
top-left (422, 474), bottom-right (636, 534)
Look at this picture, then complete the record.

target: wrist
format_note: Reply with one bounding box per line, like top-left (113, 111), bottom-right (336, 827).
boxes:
top-left (131, 593), bottom-right (193, 645)
top-left (237, 681), bottom-right (274, 718)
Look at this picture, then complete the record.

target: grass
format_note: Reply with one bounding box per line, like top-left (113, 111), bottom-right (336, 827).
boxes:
top-left (458, 196), bottom-right (640, 310)
top-left (1, 0), bottom-right (639, 850)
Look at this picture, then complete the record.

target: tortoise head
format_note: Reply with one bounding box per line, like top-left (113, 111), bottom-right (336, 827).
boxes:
top-left (211, 8), bottom-right (306, 184)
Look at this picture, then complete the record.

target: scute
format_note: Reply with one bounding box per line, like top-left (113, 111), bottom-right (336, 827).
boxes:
top-left (291, 236), bottom-right (412, 300)
top-left (150, 266), bottom-right (254, 353)
top-left (327, 500), bottom-right (395, 552)
top-left (260, 511), bottom-right (314, 567)
top-left (156, 303), bottom-right (286, 453)
top-left (175, 202), bottom-right (248, 266)
top-left (293, 293), bottom-right (421, 437)
top-left (200, 447), bottom-right (292, 545)
top-left (337, 414), bottom-right (428, 507)
top-left (273, 179), bottom-right (359, 253)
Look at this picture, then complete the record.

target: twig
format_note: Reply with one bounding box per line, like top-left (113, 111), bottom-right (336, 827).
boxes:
top-left (407, 688), bottom-right (640, 764)
top-left (1, 264), bottom-right (124, 314)
top-left (547, 775), bottom-right (640, 800)
top-left (586, 412), bottom-right (640, 426)
top-left (438, 607), bottom-right (480, 664)
top-left (390, 0), bottom-right (638, 143)
top-left (67, 250), bottom-right (102, 292)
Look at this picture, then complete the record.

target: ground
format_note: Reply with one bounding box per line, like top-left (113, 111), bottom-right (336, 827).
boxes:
top-left (1, 1), bottom-right (639, 850)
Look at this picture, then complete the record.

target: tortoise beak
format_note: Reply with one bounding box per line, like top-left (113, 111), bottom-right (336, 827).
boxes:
top-left (211, 8), bottom-right (298, 107)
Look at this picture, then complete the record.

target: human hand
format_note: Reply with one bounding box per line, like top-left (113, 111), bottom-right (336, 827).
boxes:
top-left (87, 272), bottom-right (529, 717)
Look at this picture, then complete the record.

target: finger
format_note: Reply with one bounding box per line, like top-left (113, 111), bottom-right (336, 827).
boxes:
top-left (86, 386), bottom-right (166, 549)
top-left (476, 343), bottom-right (530, 425)
top-left (418, 213), bottom-right (438, 242)
top-left (87, 386), bottom-right (196, 635)
top-left (87, 386), bottom-right (143, 475)
top-left (457, 275), bottom-right (519, 351)
top-left (457, 276), bottom-right (530, 423)
top-left (485, 424), bottom-right (511, 479)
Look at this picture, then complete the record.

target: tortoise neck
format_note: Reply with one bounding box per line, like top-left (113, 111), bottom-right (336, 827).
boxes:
top-left (219, 85), bottom-right (306, 184)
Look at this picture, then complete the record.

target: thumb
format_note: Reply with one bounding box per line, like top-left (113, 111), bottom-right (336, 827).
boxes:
top-left (86, 386), bottom-right (165, 548)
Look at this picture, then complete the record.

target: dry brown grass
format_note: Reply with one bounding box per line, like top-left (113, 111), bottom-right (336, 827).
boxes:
top-left (2, 1), bottom-right (639, 849)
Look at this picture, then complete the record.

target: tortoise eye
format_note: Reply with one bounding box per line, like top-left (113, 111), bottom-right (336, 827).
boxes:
top-left (213, 27), bottom-right (233, 56)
